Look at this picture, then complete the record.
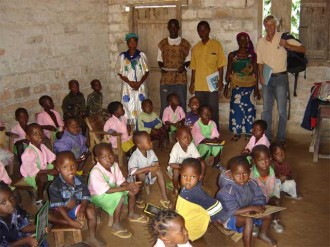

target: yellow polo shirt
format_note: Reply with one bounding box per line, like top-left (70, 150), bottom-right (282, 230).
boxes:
top-left (190, 39), bottom-right (227, 92)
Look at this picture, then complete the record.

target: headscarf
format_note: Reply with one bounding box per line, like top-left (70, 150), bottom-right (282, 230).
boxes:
top-left (125, 33), bottom-right (138, 42)
top-left (236, 32), bottom-right (256, 62)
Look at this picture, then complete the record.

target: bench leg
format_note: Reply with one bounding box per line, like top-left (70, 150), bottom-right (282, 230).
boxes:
top-left (54, 231), bottom-right (65, 247)
top-left (73, 230), bottom-right (82, 243)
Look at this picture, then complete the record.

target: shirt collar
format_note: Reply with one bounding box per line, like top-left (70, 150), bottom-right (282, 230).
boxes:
top-left (167, 36), bottom-right (181, 45)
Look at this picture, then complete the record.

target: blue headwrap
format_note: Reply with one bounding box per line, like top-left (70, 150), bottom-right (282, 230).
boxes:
top-left (125, 33), bottom-right (138, 42)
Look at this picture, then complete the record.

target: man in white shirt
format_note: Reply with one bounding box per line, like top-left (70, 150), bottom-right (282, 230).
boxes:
top-left (257, 15), bottom-right (306, 144)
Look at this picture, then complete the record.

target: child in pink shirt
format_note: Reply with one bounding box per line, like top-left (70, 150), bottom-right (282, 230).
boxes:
top-left (88, 143), bottom-right (147, 239)
top-left (20, 123), bottom-right (57, 204)
top-left (36, 95), bottom-right (64, 140)
top-left (0, 161), bottom-right (12, 185)
top-left (243, 120), bottom-right (270, 154)
top-left (162, 93), bottom-right (185, 133)
top-left (104, 101), bottom-right (135, 154)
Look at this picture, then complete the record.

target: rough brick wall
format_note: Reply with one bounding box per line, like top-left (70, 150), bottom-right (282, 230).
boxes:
top-left (0, 0), bottom-right (110, 129)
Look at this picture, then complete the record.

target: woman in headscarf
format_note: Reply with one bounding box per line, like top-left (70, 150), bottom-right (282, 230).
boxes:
top-left (116, 33), bottom-right (149, 121)
top-left (224, 32), bottom-right (261, 141)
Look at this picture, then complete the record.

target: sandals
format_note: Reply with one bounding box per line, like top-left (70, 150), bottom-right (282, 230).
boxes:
top-left (231, 134), bottom-right (241, 142)
top-left (136, 199), bottom-right (145, 209)
top-left (128, 215), bottom-right (149, 223)
top-left (160, 200), bottom-right (172, 209)
top-left (111, 229), bottom-right (132, 239)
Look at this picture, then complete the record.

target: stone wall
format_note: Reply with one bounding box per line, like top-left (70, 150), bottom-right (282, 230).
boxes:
top-left (0, 0), bottom-right (110, 129)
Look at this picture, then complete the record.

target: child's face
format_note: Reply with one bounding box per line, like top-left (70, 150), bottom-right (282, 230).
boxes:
top-left (169, 96), bottom-right (179, 107)
top-left (16, 111), bottom-right (29, 126)
top-left (92, 81), bottom-right (102, 92)
top-left (114, 104), bottom-right (125, 117)
top-left (69, 82), bottom-right (79, 94)
top-left (254, 151), bottom-right (271, 172)
top-left (27, 126), bottom-right (44, 146)
top-left (142, 101), bottom-right (153, 114)
top-left (180, 165), bottom-right (200, 190)
top-left (231, 164), bottom-right (250, 186)
top-left (176, 129), bottom-right (192, 150)
top-left (137, 134), bottom-right (153, 151)
top-left (43, 98), bottom-right (54, 111)
top-left (66, 119), bottom-right (81, 135)
top-left (95, 147), bottom-right (115, 169)
top-left (200, 107), bottom-right (211, 125)
top-left (162, 216), bottom-right (189, 245)
top-left (197, 24), bottom-right (210, 42)
top-left (188, 97), bottom-right (200, 112)
top-left (0, 190), bottom-right (16, 217)
top-left (272, 147), bottom-right (285, 163)
top-left (57, 156), bottom-right (77, 181)
top-left (252, 124), bottom-right (264, 140)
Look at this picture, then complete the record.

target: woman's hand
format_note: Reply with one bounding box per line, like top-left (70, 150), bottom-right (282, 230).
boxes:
top-left (223, 84), bottom-right (230, 98)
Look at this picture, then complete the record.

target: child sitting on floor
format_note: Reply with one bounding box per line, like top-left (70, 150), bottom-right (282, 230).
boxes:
top-left (128, 131), bottom-right (171, 209)
top-left (176, 158), bottom-right (223, 241)
top-left (20, 123), bottom-right (57, 207)
top-left (0, 182), bottom-right (48, 247)
top-left (138, 99), bottom-right (169, 150)
top-left (11, 108), bottom-right (29, 165)
top-left (168, 126), bottom-right (206, 196)
top-left (54, 117), bottom-right (89, 174)
top-left (184, 96), bottom-right (200, 128)
top-left (49, 151), bottom-right (105, 246)
top-left (149, 209), bottom-right (192, 247)
top-left (216, 155), bottom-right (276, 247)
top-left (251, 145), bottom-right (284, 234)
top-left (162, 93), bottom-right (185, 133)
top-left (36, 95), bottom-right (64, 140)
top-left (104, 101), bottom-right (135, 155)
top-left (242, 120), bottom-right (270, 154)
top-left (191, 106), bottom-right (224, 170)
top-left (88, 143), bottom-right (148, 239)
top-left (270, 142), bottom-right (302, 200)
top-left (87, 79), bottom-right (103, 116)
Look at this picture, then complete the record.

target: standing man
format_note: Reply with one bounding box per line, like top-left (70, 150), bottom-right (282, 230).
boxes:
top-left (189, 21), bottom-right (226, 130)
top-left (257, 15), bottom-right (306, 144)
top-left (158, 19), bottom-right (191, 117)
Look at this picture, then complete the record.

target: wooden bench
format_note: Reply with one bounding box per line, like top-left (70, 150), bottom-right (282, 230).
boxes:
top-left (52, 225), bottom-right (82, 247)
top-left (13, 178), bottom-right (36, 202)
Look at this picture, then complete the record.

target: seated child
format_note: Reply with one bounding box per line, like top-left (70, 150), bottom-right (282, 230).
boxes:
top-left (184, 96), bottom-right (200, 128)
top-left (168, 126), bottom-right (206, 196)
top-left (104, 101), bottom-right (135, 155)
top-left (54, 117), bottom-right (89, 173)
top-left (149, 209), bottom-right (192, 247)
top-left (36, 95), bottom-right (64, 140)
top-left (87, 79), bottom-right (103, 116)
top-left (138, 99), bottom-right (169, 150)
top-left (216, 156), bottom-right (276, 247)
top-left (0, 182), bottom-right (48, 247)
top-left (162, 93), bottom-right (185, 133)
top-left (20, 123), bottom-right (57, 206)
top-left (0, 161), bottom-right (12, 185)
top-left (49, 151), bottom-right (104, 246)
top-left (191, 106), bottom-right (224, 170)
top-left (88, 143), bottom-right (148, 239)
top-left (128, 131), bottom-right (171, 209)
top-left (61, 79), bottom-right (86, 131)
top-left (270, 142), bottom-right (302, 200)
top-left (11, 108), bottom-right (29, 165)
top-left (250, 145), bottom-right (284, 234)
top-left (176, 158), bottom-right (223, 241)
top-left (243, 120), bottom-right (270, 154)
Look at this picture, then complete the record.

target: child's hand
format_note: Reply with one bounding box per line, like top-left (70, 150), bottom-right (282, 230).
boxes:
top-left (249, 205), bottom-right (266, 214)
top-left (149, 166), bottom-right (160, 172)
top-left (76, 210), bottom-right (85, 222)
top-left (49, 168), bottom-right (58, 176)
top-left (24, 236), bottom-right (38, 247)
top-left (70, 219), bottom-right (84, 229)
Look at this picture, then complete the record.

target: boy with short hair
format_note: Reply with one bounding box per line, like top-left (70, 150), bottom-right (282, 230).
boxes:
top-left (168, 126), bottom-right (206, 195)
top-left (128, 131), bottom-right (171, 209)
top-left (216, 155), bottom-right (276, 247)
top-left (176, 158), bottom-right (222, 241)
top-left (48, 151), bottom-right (104, 246)
top-left (87, 79), bottom-right (103, 116)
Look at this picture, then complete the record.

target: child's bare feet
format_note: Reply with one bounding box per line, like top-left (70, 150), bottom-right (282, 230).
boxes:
top-left (86, 237), bottom-right (106, 246)
top-left (258, 233), bottom-right (277, 246)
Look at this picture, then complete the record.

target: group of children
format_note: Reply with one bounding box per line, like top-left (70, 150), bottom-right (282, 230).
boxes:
top-left (0, 77), bottom-right (302, 247)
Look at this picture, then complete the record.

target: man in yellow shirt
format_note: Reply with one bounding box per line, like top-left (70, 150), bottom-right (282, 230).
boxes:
top-left (189, 21), bottom-right (227, 129)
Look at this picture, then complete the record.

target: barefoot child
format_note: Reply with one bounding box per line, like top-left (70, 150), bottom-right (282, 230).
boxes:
top-left (20, 123), bottom-right (57, 207)
top-left (251, 145), bottom-right (284, 234)
top-left (216, 155), bottom-right (277, 247)
top-left (168, 126), bottom-right (206, 195)
top-left (176, 158), bottom-right (223, 241)
top-left (0, 182), bottom-right (48, 247)
top-left (149, 209), bottom-right (192, 247)
top-left (128, 131), bottom-right (171, 209)
top-left (49, 151), bottom-right (104, 246)
top-left (88, 143), bottom-right (148, 239)
top-left (270, 142), bottom-right (302, 200)
top-left (242, 120), bottom-right (270, 154)
top-left (162, 93), bottom-right (185, 133)
top-left (184, 96), bottom-right (200, 128)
